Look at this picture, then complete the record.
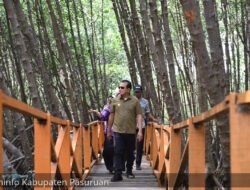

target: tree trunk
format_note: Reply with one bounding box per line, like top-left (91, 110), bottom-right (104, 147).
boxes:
top-left (148, 0), bottom-right (176, 122)
top-left (180, 0), bottom-right (230, 185)
top-left (222, 0), bottom-right (231, 91)
top-left (14, 0), bottom-right (63, 118)
top-left (71, 0), bottom-right (90, 123)
top-left (4, 0), bottom-right (42, 109)
top-left (123, 0), bottom-right (161, 116)
top-left (203, 0), bottom-right (227, 96)
top-left (46, 0), bottom-right (79, 122)
top-left (161, 0), bottom-right (182, 123)
top-left (0, 72), bottom-right (32, 172)
top-left (111, 0), bottom-right (138, 85)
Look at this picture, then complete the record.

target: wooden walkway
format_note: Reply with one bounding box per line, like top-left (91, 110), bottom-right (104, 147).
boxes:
top-left (75, 156), bottom-right (163, 189)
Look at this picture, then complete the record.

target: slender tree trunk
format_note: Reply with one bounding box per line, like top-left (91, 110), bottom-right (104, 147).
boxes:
top-left (46, 0), bottom-right (79, 122)
top-left (4, 0), bottom-right (42, 109)
top-left (161, 0), bottom-right (182, 123)
top-left (111, 0), bottom-right (138, 85)
top-left (89, 0), bottom-right (101, 109)
top-left (5, 8), bottom-right (27, 105)
top-left (71, 0), bottom-right (90, 123)
top-left (222, 0), bottom-right (231, 91)
top-left (122, 0), bottom-right (161, 116)
top-left (14, 0), bottom-right (63, 117)
top-left (101, 0), bottom-right (108, 99)
top-left (79, 0), bottom-right (98, 110)
top-left (147, 0), bottom-right (177, 122)
top-left (38, 0), bottom-right (71, 119)
top-left (0, 72), bottom-right (32, 172)
top-left (137, 0), bottom-right (160, 94)
top-left (180, 0), bottom-right (230, 186)
top-left (203, 0), bottom-right (227, 95)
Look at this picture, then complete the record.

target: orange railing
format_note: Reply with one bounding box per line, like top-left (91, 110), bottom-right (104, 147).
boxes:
top-left (0, 90), bottom-right (104, 189)
top-left (144, 91), bottom-right (250, 189)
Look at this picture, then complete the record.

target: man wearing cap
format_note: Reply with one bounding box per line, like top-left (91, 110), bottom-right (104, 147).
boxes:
top-left (134, 84), bottom-right (157, 170)
top-left (107, 80), bottom-right (143, 182)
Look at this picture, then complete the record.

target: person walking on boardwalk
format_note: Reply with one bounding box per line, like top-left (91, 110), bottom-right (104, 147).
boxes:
top-left (134, 85), bottom-right (158, 170)
top-left (107, 80), bottom-right (143, 182)
top-left (89, 96), bottom-right (114, 173)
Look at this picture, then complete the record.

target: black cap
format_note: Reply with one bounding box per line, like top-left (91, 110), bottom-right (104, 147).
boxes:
top-left (134, 85), bottom-right (142, 92)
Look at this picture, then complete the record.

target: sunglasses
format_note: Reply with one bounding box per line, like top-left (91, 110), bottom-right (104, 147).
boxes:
top-left (118, 86), bottom-right (125, 89)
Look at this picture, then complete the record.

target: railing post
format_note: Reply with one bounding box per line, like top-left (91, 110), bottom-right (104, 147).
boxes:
top-left (83, 125), bottom-right (91, 171)
top-left (145, 123), bottom-right (152, 160)
top-left (34, 113), bottom-right (51, 190)
top-left (98, 122), bottom-right (104, 154)
top-left (92, 124), bottom-right (98, 158)
top-left (168, 126), bottom-right (181, 190)
top-left (72, 124), bottom-right (83, 178)
top-left (188, 118), bottom-right (205, 189)
top-left (229, 93), bottom-right (250, 188)
top-left (0, 91), bottom-right (3, 190)
top-left (56, 121), bottom-right (70, 187)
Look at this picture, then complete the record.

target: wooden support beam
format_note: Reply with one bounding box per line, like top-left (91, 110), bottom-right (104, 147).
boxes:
top-left (71, 124), bottom-right (83, 178)
top-left (91, 124), bottom-right (98, 158)
top-left (188, 118), bottom-right (205, 190)
top-left (168, 126), bottom-right (181, 189)
top-left (83, 126), bottom-right (91, 171)
top-left (34, 114), bottom-right (51, 190)
top-left (98, 122), bottom-right (104, 153)
top-left (56, 121), bottom-right (71, 187)
top-left (229, 93), bottom-right (250, 189)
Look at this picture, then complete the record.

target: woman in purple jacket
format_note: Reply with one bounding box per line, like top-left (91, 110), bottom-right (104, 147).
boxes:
top-left (89, 96), bottom-right (114, 173)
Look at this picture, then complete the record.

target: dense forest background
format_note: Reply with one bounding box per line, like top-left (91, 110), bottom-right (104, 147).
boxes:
top-left (1, 0), bottom-right (250, 188)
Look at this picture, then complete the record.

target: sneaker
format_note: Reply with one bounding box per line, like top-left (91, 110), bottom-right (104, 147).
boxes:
top-left (126, 172), bottom-right (135, 179)
top-left (136, 165), bottom-right (142, 170)
top-left (111, 174), bottom-right (123, 182)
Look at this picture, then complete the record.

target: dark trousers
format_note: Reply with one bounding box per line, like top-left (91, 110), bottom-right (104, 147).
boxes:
top-left (102, 135), bottom-right (114, 171)
top-left (136, 128), bottom-right (145, 166)
top-left (113, 132), bottom-right (136, 175)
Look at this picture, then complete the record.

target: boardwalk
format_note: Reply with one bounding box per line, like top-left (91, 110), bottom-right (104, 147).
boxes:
top-left (75, 156), bottom-right (163, 190)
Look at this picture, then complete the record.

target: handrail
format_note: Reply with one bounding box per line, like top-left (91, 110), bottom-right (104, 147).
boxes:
top-left (0, 90), bottom-right (105, 189)
top-left (2, 90), bottom-right (250, 189)
top-left (145, 91), bottom-right (250, 189)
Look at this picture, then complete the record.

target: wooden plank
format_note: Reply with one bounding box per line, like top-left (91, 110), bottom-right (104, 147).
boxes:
top-left (88, 120), bottom-right (101, 126)
top-left (168, 126), bottom-right (181, 189)
top-left (188, 118), bottom-right (205, 190)
top-left (34, 114), bottom-right (51, 190)
top-left (173, 119), bottom-right (189, 130)
top-left (76, 156), bottom-right (160, 189)
top-left (91, 124), bottom-right (99, 158)
top-left (98, 122), bottom-right (104, 153)
top-left (193, 100), bottom-right (229, 124)
top-left (2, 92), bottom-right (47, 120)
top-left (145, 123), bottom-right (153, 160)
top-left (50, 116), bottom-right (67, 126)
top-left (1, 91), bottom-right (81, 127)
top-left (229, 93), bottom-right (250, 188)
top-left (83, 126), bottom-right (91, 170)
top-left (158, 127), bottom-right (168, 179)
top-left (0, 91), bottom-right (3, 190)
top-left (152, 129), bottom-right (160, 169)
top-left (237, 90), bottom-right (250, 104)
top-left (57, 121), bottom-right (71, 187)
top-left (175, 139), bottom-right (189, 187)
top-left (71, 125), bottom-right (82, 178)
